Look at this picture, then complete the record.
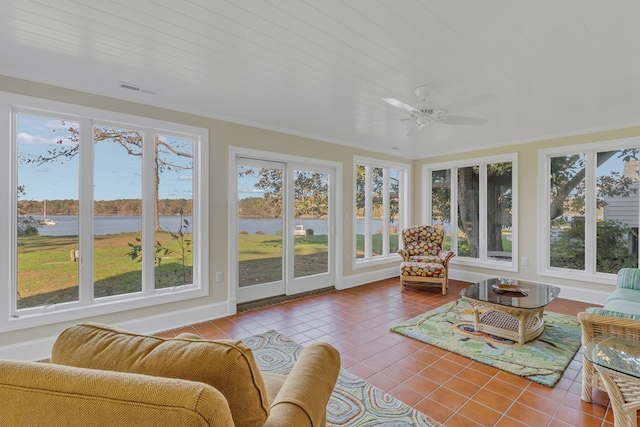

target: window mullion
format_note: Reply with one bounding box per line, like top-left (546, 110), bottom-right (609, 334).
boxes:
top-left (142, 130), bottom-right (155, 294)
top-left (382, 168), bottom-right (390, 255)
top-left (79, 118), bottom-right (94, 305)
top-left (364, 165), bottom-right (372, 259)
top-left (479, 164), bottom-right (487, 261)
top-left (451, 167), bottom-right (459, 254)
top-left (584, 151), bottom-right (596, 274)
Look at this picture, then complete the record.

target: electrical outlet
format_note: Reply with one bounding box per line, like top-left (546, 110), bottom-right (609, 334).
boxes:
top-left (521, 257), bottom-right (528, 266)
top-left (215, 272), bottom-right (223, 283)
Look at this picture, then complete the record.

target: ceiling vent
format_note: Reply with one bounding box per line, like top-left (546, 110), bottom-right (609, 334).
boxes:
top-left (119, 82), bottom-right (160, 96)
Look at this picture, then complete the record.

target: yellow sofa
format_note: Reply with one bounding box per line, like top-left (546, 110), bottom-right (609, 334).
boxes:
top-left (0, 322), bottom-right (341, 426)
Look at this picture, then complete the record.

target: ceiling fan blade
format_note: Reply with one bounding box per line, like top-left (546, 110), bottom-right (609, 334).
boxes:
top-left (406, 122), bottom-right (427, 135)
top-left (434, 115), bottom-right (487, 125)
top-left (383, 98), bottom-right (419, 113)
top-left (439, 93), bottom-right (495, 114)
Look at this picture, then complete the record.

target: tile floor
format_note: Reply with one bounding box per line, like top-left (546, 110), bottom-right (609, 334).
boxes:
top-left (158, 278), bottom-right (620, 427)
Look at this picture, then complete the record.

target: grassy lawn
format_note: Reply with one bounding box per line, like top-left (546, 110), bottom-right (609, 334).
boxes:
top-left (237, 234), bottom-right (328, 287)
top-left (17, 232), bottom-right (193, 309)
top-left (17, 232), bottom-right (329, 307)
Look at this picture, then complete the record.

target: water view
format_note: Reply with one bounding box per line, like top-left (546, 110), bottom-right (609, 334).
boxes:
top-left (37, 216), bottom-right (396, 236)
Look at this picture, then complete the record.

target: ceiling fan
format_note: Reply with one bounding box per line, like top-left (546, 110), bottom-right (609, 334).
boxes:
top-left (383, 85), bottom-right (495, 135)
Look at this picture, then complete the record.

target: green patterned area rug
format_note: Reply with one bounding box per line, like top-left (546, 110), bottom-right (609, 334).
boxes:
top-left (244, 330), bottom-right (442, 427)
top-left (391, 299), bottom-right (582, 387)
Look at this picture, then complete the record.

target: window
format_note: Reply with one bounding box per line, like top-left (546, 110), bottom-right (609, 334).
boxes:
top-left (1, 94), bottom-right (208, 331)
top-left (540, 139), bottom-right (640, 281)
top-left (424, 154), bottom-right (517, 269)
top-left (354, 157), bottom-right (408, 265)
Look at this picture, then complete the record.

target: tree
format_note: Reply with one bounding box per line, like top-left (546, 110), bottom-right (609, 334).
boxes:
top-left (355, 165), bottom-right (400, 224)
top-left (20, 122), bottom-right (192, 230)
top-left (237, 167), bottom-right (329, 218)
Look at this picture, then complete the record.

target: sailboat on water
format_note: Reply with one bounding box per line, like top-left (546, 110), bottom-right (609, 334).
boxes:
top-left (41, 199), bottom-right (56, 226)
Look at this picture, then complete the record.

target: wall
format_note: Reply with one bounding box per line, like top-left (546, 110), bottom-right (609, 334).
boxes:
top-left (0, 75), bottom-right (407, 357)
top-left (415, 126), bottom-right (640, 303)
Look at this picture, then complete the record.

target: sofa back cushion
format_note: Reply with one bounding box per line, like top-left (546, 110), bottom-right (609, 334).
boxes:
top-left (617, 268), bottom-right (640, 290)
top-left (1, 359), bottom-right (234, 426)
top-left (51, 323), bottom-right (269, 427)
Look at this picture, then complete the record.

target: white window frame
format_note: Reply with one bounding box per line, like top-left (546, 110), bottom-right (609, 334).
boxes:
top-left (423, 153), bottom-right (518, 271)
top-left (0, 92), bottom-right (209, 332)
top-left (353, 156), bottom-right (409, 268)
top-left (538, 138), bottom-right (640, 285)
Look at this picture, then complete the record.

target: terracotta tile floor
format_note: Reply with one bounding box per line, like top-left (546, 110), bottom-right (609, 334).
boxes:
top-left (159, 278), bottom-right (620, 427)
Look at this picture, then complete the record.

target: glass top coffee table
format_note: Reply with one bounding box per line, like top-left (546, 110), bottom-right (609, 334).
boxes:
top-left (584, 337), bottom-right (640, 427)
top-left (460, 278), bottom-right (561, 344)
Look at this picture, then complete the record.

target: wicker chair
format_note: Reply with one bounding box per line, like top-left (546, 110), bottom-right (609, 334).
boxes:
top-left (579, 268), bottom-right (640, 403)
top-left (397, 225), bottom-right (456, 295)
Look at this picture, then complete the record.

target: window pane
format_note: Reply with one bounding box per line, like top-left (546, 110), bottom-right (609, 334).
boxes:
top-left (294, 170), bottom-right (329, 278)
top-left (371, 167), bottom-right (384, 256)
top-left (458, 166), bottom-right (480, 258)
top-left (355, 164), bottom-right (366, 259)
top-left (155, 135), bottom-right (194, 288)
top-left (487, 162), bottom-right (513, 261)
top-left (549, 154), bottom-right (586, 270)
top-left (93, 125), bottom-right (142, 298)
top-left (388, 169), bottom-right (400, 254)
top-left (431, 169), bottom-right (451, 249)
top-left (597, 150), bottom-right (639, 273)
top-left (17, 114), bottom-right (80, 309)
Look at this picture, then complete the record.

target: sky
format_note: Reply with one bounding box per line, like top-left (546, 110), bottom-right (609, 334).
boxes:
top-left (17, 114), bottom-right (193, 202)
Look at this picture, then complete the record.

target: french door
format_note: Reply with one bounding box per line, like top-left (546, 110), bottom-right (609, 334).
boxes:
top-left (235, 157), bottom-right (334, 304)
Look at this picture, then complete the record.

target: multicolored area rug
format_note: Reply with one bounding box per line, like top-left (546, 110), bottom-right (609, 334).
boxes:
top-left (243, 330), bottom-right (442, 427)
top-left (390, 299), bottom-right (582, 387)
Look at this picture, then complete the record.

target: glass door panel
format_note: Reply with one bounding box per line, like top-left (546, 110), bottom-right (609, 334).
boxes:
top-left (236, 159), bottom-right (285, 303)
top-left (293, 169), bottom-right (329, 279)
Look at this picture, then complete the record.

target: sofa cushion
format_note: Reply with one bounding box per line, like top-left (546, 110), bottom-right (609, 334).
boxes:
top-left (51, 323), bottom-right (269, 427)
top-left (606, 288), bottom-right (640, 305)
top-left (599, 299), bottom-right (640, 318)
top-left (585, 307), bottom-right (640, 320)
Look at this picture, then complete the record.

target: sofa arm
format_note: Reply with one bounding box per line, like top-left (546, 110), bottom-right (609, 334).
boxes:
top-left (578, 311), bottom-right (640, 345)
top-left (397, 249), bottom-right (410, 261)
top-left (264, 342), bottom-right (340, 427)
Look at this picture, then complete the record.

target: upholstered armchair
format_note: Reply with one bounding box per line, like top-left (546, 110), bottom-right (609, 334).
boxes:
top-left (397, 225), bottom-right (456, 295)
top-left (397, 225), bottom-right (455, 265)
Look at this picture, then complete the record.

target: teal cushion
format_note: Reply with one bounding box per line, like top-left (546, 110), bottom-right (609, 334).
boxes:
top-left (601, 300), bottom-right (640, 317)
top-left (586, 307), bottom-right (640, 320)
top-left (606, 288), bottom-right (640, 305)
top-left (617, 268), bottom-right (640, 290)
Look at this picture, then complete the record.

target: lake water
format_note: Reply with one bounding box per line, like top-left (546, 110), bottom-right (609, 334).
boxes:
top-left (37, 216), bottom-right (392, 236)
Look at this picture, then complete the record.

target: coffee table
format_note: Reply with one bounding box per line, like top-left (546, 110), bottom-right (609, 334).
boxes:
top-left (584, 337), bottom-right (640, 427)
top-left (460, 278), bottom-right (561, 344)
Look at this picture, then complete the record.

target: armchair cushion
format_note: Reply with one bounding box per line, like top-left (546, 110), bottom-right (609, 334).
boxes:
top-left (51, 323), bottom-right (270, 427)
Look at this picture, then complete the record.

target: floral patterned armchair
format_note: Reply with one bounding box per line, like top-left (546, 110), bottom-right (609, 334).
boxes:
top-left (397, 225), bottom-right (455, 265)
top-left (397, 225), bottom-right (456, 294)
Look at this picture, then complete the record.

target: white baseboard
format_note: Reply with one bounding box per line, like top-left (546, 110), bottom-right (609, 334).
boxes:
top-left (0, 301), bottom-right (230, 362)
top-left (449, 269), bottom-right (608, 306)
top-left (336, 266), bottom-right (398, 290)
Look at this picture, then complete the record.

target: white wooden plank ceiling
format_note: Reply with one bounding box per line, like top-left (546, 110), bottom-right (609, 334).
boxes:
top-left (1, 0), bottom-right (639, 158)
